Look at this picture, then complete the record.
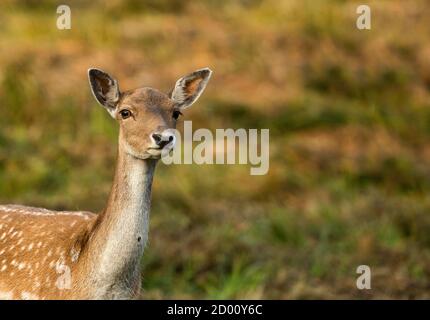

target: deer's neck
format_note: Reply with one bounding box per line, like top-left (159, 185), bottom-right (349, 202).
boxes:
top-left (87, 147), bottom-right (157, 297)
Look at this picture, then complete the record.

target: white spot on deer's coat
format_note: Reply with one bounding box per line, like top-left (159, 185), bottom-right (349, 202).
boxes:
top-left (21, 291), bottom-right (39, 300)
top-left (0, 291), bottom-right (13, 299)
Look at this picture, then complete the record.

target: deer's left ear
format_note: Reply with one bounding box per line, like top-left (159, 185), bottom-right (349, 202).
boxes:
top-left (170, 68), bottom-right (212, 109)
top-left (88, 68), bottom-right (121, 118)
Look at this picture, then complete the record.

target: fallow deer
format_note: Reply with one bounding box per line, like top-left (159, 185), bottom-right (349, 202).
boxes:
top-left (0, 67), bottom-right (212, 299)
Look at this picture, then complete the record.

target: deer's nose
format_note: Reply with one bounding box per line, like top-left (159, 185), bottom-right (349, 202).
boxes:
top-left (151, 133), bottom-right (175, 148)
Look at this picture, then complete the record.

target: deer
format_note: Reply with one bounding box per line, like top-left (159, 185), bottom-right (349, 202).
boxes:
top-left (0, 67), bottom-right (212, 299)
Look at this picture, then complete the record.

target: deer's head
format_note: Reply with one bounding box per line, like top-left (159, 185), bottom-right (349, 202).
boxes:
top-left (88, 68), bottom-right (212, 159)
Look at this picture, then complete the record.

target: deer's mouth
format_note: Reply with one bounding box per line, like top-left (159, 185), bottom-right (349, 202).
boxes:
top-left (147, 143), bottom-right (175, 158)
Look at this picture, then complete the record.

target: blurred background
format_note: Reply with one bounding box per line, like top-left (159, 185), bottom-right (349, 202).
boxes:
top-left (0, 0), bottom-right (429, 299)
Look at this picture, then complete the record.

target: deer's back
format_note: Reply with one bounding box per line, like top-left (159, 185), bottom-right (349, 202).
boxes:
top-left (0, 204), bottom-right (96, 299)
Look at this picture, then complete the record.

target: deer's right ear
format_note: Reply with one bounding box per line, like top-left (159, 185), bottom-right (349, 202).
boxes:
top-left (88, 68), bottom-right (120, 118)
top-left (170, 68), bottom-right (212, 109)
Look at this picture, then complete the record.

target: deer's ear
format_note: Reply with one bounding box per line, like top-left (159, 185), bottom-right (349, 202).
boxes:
top-left (88, 68), bottom-right (120, 117)
top-left (170, 68), bottom-right (212, 109)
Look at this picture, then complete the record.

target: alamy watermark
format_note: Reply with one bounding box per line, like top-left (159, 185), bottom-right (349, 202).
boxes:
top-left (356, 265), bottom-right (371, 290)
top-left (56, 5), bottom-right (71, 30)
top-left (55, 261), bottom-right (71, 290)
top-left (161, 121), bottom-right (270, 176)
top-left (356, 5), bottom-right (371, 30)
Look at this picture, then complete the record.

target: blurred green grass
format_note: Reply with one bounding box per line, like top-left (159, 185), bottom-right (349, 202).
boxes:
top-left (1, 0), bottom-right (430, 298)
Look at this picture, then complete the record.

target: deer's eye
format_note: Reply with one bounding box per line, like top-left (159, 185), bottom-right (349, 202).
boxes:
top-left (172, 110), bottom-right (182, 120)
top-left (120, 109), bottom-right (132, 119)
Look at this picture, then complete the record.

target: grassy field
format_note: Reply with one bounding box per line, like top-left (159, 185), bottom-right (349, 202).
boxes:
top-left (0, 0), bottom-right (430, 298)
